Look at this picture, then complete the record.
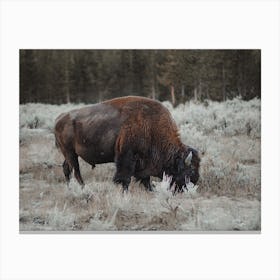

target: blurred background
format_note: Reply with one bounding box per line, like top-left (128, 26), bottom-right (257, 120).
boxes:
top-left (20, 49), bottom-right (261, 105)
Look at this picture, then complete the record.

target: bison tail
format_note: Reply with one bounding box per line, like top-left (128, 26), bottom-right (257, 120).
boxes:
top-left (55, 135), bottom-right (60, 149)
top-left (55, 138), bottom-right (59, 148)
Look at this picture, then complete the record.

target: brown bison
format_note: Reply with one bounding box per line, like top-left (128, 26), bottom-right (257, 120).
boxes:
top-left (54, 96), bottom-right (200, 192)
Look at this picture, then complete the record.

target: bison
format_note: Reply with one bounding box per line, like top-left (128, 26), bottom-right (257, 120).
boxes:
top-left (54, 96), bottom-right (200, 193)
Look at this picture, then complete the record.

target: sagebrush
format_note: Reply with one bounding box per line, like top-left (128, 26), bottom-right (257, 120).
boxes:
top-left (19, 98), bottom-right (261, 231)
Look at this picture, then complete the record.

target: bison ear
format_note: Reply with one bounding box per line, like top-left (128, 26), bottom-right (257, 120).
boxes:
top-left (185, 151), bottom-right (192, 166)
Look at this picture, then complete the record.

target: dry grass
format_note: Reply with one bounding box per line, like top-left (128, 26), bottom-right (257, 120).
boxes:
top-left (19, 98), bottom-right (261, 231)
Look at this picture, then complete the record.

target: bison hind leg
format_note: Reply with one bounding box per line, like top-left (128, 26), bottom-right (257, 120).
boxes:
top-left (63, 160), bottom-right (73, 186)
top-left (64, 153), bottom-right (85, 188)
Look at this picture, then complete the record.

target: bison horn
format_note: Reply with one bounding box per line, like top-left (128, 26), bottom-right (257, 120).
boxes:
top-left (185, 151), bottom-right (192, 166)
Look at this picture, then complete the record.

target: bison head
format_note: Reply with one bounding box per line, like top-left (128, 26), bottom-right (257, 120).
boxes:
top-left (172, 147), bottom-right (200, 192)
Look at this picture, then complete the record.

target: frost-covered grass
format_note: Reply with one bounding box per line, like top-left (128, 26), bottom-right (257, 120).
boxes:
top-left (19, 98), bottom-right (261, 231)
top-left (20, 103), bottom-right (86, 130)
top-left (163, 97), bottom-right (260, 138)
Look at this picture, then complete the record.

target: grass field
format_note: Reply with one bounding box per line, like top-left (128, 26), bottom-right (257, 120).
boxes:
top-left (19, 97), bottom-right (261, 231)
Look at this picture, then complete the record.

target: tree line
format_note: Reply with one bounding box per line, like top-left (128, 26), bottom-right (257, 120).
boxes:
top-left (20, 49), bottom-right (261, 105)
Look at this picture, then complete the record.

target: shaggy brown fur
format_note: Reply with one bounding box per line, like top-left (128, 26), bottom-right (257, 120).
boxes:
top-left (55, 96), bottom-right (200, 192)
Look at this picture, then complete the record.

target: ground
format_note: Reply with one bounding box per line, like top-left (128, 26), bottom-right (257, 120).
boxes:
top-left (19, 98), bottom-right (261, 231)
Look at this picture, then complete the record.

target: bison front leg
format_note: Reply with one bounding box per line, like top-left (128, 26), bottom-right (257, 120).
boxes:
top-left (113, 149), bottom-right (136, 193)
top-left (136, 176), bottom-right (154, 192)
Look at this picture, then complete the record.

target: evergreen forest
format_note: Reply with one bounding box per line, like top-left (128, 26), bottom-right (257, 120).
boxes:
top-left (20, 49), bottom-right (261, 105)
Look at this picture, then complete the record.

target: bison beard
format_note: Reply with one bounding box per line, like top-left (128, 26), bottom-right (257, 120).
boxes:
top-left (54, 96), bottom-right (200, 193)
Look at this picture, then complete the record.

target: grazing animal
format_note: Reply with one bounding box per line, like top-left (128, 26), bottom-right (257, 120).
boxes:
top-left (54, 96), bottom-right (200, 192)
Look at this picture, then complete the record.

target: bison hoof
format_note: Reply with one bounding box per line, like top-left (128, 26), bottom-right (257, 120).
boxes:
top-left (113, 177), bottom-right (121, 184)
top-left (122, 185), bottom-right (129, 193)
top-left (146, 185), bottom-right (155, 192)
top-left (113, 174), bottom-right (130, 185)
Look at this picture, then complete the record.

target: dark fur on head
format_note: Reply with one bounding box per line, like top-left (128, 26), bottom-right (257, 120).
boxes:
top-left (164, 146), bottom-right (200, 193)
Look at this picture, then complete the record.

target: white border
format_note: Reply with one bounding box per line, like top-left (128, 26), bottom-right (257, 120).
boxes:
top-left (1, 0), bottom-right (280, 279)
